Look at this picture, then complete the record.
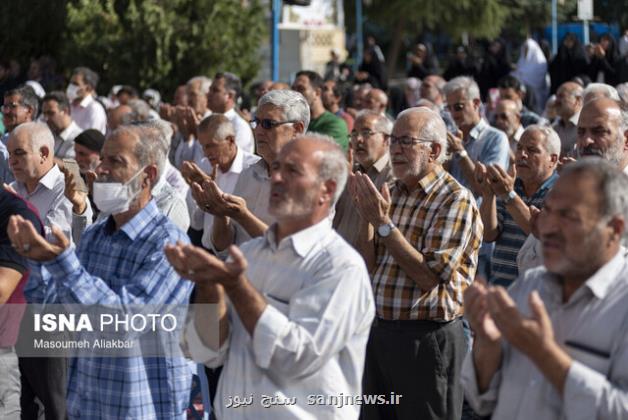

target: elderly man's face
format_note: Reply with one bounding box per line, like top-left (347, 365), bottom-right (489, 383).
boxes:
top-left (514, 129), bottom-right (556, 183)
top-left (351, 115), bottom-right (389, 169)
top-left (254, 103), bottom-right (298, 165)
top-left (197, 128), bottom-right (236, 170)
top-left (494, 101), bottom-right (520, 138)
top-left (446, 90), bottom-right (479, 131)
top-left (420, 76), bottom-right (441, 103)
top-left (538, 173), bottom-right (615, 279)
top-left (7, 130), bottom-right (47, 183)
top-left (576, 100), bottom-right (625, 166)
top-left (186, 82), bottom-right (208, 116)
top-left (269, 140), bottom-right (324, 220)
top-left (389, 113), bottom-right (434, 183)
top-left (555, 83), bottom-right (581, 118)
top-left (364, 91), bottom-right (385, 113)
top-left (96, 131), bottom-right (143, 184)
top-left (2, 94), bottom-right (33, 132)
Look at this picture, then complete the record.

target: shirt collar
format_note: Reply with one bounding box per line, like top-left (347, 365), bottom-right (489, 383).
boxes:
top-left (119, 199), bottom-right (160, 240)
top-left (395, 165), bottom-right (445, 195)
top-left (585, 250), bottom-right (626, 299)
top-left (469, 119), bottom-right (488, 141)
top-left (264, 217), bottom-right (332, 258)
top-left (371, 153), bottom-right (390, 173)
top-left (224, 108), bottom-right (236, 119)
top-left (252, 159), bottom-right (270, 180)
top-left (513, 125), bottom-right (525, 142)
top-left (219, 146), bottom-right (244, 176)
top-left (38, 164), bottom-right (63, 190)
top-left (568, 111), bottom-right (580, 126)
top-left (59, 121), bottom-right (79, 141)
top-left (78, 95), bottom-right (94, 109)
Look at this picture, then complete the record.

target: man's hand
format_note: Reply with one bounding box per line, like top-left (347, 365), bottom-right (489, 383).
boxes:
top-left (3, 183), bottom-right (17, 195)
top-left (351, 172), bottom-right (391, 227)
top-left (159, 103), bottom-right (176, 122)
top-left (221, 193), bottom-right (248, 218)
top-left (60, 166), bottom-right (87, 215)
top-left (181, 161), bottom-right (212, 187)
top-left (446, 130), bottom-right (465, 154)
top-left (486, 286), bottom-right (555, 358)
top-left (487, 163), bottom-right (516, 197)
top-left (474, 163), bottom-right (494, 198)
top-left (7, 215), bottom-right (70, 261)
top-left (463, 277), bottom-right (502, 343)
top-left (165, 242), bottom-right (248, 291)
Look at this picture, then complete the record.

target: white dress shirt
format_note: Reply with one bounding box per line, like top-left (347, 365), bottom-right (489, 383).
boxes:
top-left (55, 120), bottom-right (83, 159)
top-left (462, 250), bottom-right (628, 420)
top-left (185, 218), bottom-right (375, 419)
top-left (225, 107), bottom-right (254, 154)
top-left (12, 164), bottom-right (92, 244)
top-left (164, 160), bottom-right (189, 199)
top-left (187, 147), bottom-right (260, 249)
top-left (70, 95), bottom-right (107, 134)
top-left (152, 176), bottom-right (190, 232)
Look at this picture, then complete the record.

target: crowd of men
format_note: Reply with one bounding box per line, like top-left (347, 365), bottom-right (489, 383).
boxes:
top-left (0, 32), bottom-right (627, 420)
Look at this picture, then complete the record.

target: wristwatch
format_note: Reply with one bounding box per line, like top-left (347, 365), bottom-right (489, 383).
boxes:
top-left (455, 149), bottom-right (468, 159)
top-left (501, 190), bottom-right (517, 205)
top-left (377, 222), bottom-right (396, 238)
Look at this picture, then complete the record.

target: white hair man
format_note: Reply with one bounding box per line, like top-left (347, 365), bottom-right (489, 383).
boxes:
top-left (463, 158), bottom-right (628, 419)
top-left (170, 134), bottom-right (375, 419)
top-left (7, 122), bottom-right (92, 243)
top-left (582, 82), bottom-right (621, 104)
top-left (352, 107), bottom-right (482, 420)
top-left (476, 125), bottom-right (560, 287)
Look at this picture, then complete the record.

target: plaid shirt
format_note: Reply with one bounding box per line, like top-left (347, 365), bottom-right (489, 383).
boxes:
top-left (373, 166), bottom-right (483, 321)
top-left (26, 200), bottom-right (194, 419)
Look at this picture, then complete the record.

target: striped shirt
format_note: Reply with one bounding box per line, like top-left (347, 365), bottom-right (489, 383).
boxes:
top-left (26, 200), bottom-right (194, 419)
top-left (490, 172), bottom-right (558, 287)
top-left (372, 166), bottom-right (483, 321)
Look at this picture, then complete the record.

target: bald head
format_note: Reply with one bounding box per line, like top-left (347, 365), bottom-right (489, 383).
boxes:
top-left (108, 105), bottom-right (132, 131)
top-left (365, 89), bottom-right (388, 114)
top-left (555, 82), bottom-right (583, 120)
top-left (8, 122), bottom-right (55, 187)
top-left (395, 107), bottom-right (447, 164)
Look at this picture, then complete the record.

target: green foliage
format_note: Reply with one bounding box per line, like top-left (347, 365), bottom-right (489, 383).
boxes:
top-left (60, 0), bottom-right (267, 96)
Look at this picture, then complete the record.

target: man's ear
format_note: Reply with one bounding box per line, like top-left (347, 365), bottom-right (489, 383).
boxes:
top-left (430, 142), bottom-right (442, 163)
top-left (623, 128), bottom-right (628, 151)
top-left (40, 146), bottom-right (50, 161)
top-left (320, 179), bottom-right (337, 206)
top-left (293, 121), bottom-right (306, 136)
top-left (144, 164), bottom-right (158, 187)
top-left (550, 153), bottom-right (559, 164)
top-left (607, 215), bottom-right (625, 244)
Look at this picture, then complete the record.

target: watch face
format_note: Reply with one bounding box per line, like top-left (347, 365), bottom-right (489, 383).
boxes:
top-left (378, 224), bottom-right (391, 237)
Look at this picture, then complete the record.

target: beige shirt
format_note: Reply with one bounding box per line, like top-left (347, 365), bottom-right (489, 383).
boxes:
top-left (552, 111), bottom-right (580, 157)
top-left (333, 153), bottom-right (393, 248)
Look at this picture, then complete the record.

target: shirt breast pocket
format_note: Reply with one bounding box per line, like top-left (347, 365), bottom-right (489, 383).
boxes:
top-left (565, 340), bottom-right (611, 376)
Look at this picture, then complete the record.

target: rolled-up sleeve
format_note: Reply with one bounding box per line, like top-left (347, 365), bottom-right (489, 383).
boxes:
top-left (461, 351), bottom-right (502, 417)
top-left (184, 313), bottom-right (230, 368)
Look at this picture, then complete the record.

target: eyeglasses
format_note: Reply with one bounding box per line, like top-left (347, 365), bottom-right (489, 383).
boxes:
top-left (349, 130), bottom-right (387, 141)
top-left (447, 102), bottom-right (466, 112)
top-left (1, 102), bottom-right (23, 112)
top-left (389, 135), bottom-right (432, 148)
top-left (250, 118), bottom-right (297, 130)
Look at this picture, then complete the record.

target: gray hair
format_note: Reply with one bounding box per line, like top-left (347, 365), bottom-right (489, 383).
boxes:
top-left (443, 76), bottom-right (481, 101)
top-left (187, 76), bottom-right (212, 94)
top-left (583, 83), bottom-right (620, 103)
top-left (197, 114), bottom-right (236, 141)
top-left (111, 125), bottom-right (165, 186)
top-left (396, 107), bottom-right (448, 164)
top-left (523, 124), bottom-right (561, 156)
top-left (560, 157), bottom-right (628, 243)
top-left (5, 86), bottom-right (39, 117)
top-left (13, 122), bottom-right (54, 155)
top-left (258, 89), bottom-right (310, 130)
top-left (355, 110), bottom-right (393, 135)
top-left (294, 133), bottom-right (348, 206)
top-left (72, 67), bottom-right (99, 90)
top-left (616, 82), bottom-right (628, 107)
top-left (142, 119), bottom-right (173, 150)
top-left (121, 99), bottom-right (152, 125)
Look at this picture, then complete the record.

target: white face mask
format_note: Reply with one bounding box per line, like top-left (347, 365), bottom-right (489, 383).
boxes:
top-left (92, 167), bottom-right (146, 215)
top-left (66, 83), bottom-right (80, 103)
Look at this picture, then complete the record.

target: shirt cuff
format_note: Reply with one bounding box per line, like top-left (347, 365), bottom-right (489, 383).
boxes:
top-left (563, 360), bottom-right (606, 420)
top-left (460, 351), bottom-right (500, 416)
top-left (184, 316), bottom-right (229, 368)
top-left (252, 304), bottom-right (290, 369)
top-left (43, 246), bottom-right (81, 284)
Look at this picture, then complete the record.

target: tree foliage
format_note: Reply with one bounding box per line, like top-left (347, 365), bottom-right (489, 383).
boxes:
top-left (60, 0), bottom-right (266, 95)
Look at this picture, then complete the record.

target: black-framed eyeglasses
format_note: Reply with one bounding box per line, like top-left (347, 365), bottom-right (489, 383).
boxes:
top-left (447, 102), bottom-right (466, 112)
top-left (348, 130), bottom-right (388, 141)
top-left (389, 135), bottom-right (432, 148)
top-left (250, 118), bottom-right (297, 130)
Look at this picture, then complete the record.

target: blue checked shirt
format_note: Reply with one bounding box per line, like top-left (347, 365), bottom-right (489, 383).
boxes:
top-left (25, 200), bottom-right (194, 419)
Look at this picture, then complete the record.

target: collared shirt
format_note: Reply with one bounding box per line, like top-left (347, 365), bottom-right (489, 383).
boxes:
top-left (508, 125), bottom-right (525, 154)
top-left (225, 107), bottom-right (254, 154)
top-left (70, 95), bottom-right (107, 134)
top-left (54, 120), bottom-right (82, 159)
top-left (333, 153), bottom-right (394, 248)
top-left (164, 160), bottom-right (189, 198)
top-left (25, 200), bottom-right (194, 419)
top-left (185, 218), bottom-right (375, 420)
top-left (12, 164), bottom-right (92, 243)
top-left (552, 111), bottom-right (580, 157)
top-left (187, 147), bottom-right (260, 249)
top-left (491, 172), bottom-right (558, 287)
top-left (520, 106), bottom-right (547, 128)
top-left (372, 166), bottom-right (483, 321)
top-left (152, 176), bottom-right (190, 232)
top-left (462, 251), bottom-right (628, 420)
